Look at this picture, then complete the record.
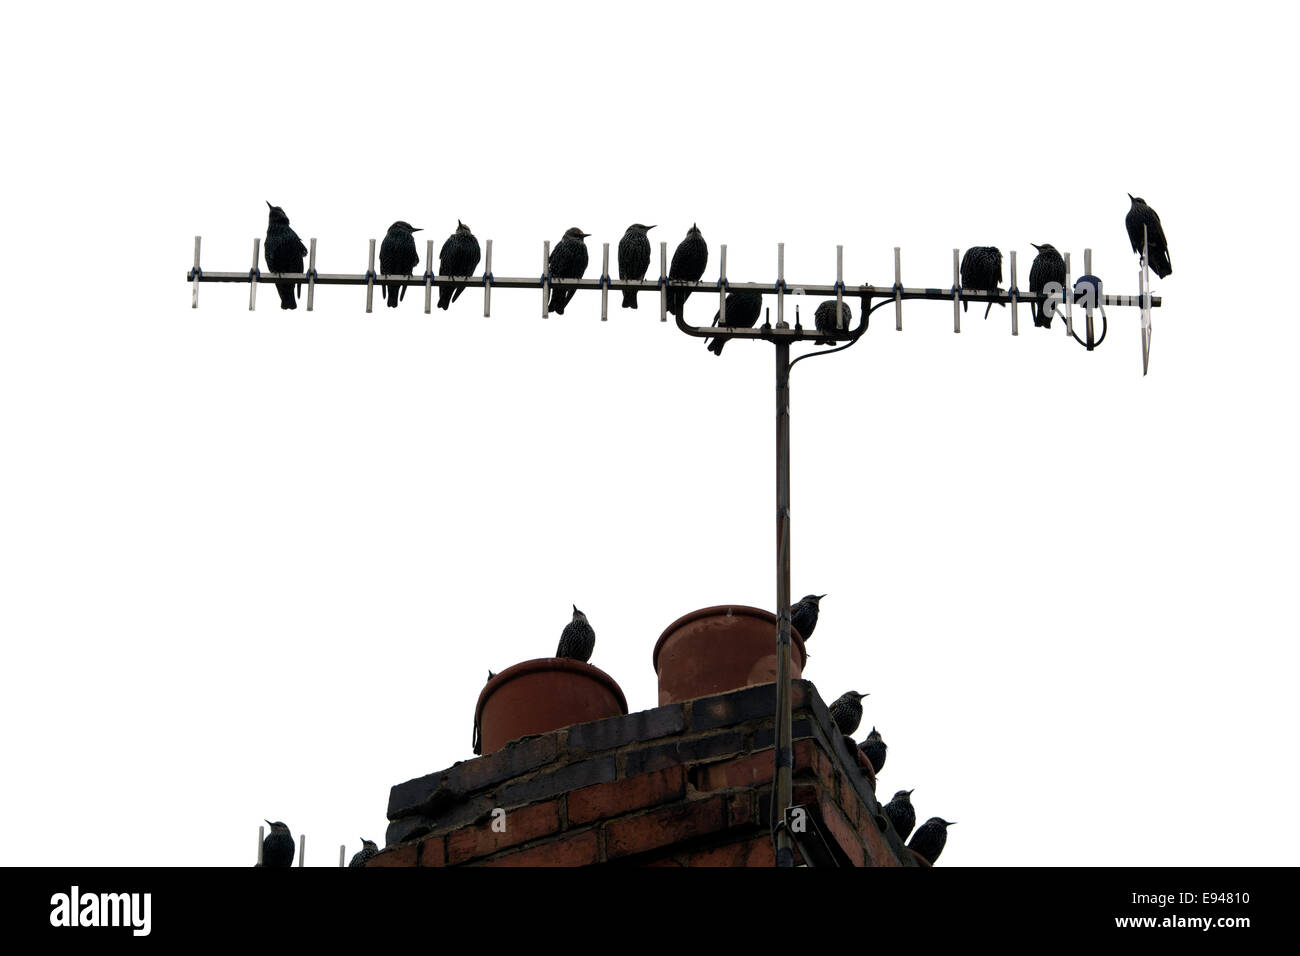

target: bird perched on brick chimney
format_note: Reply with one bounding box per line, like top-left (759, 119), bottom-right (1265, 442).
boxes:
top-left (908, 817), bottom-right (955, 864)
top-left (828, 690), bottom-right (868, 736)
top-left (548, 227), bottom-right (590, 315)
top-left (379, 221), bottom-right (421, 308)
top-left (257, 820), bottom-right (294, 867)
top-left (790, 594), bottom-right (825, 641)
top-left (1125, 194), bottom-right (1172, 278)
top-left (860, 727), bottom-right (887, 774)
top-left (437, 220), bottom-right (481, 310)
top-left (618, 223), bottom-right (654, 309)
top-left (883, 790), bottom-right (916, 841)
top-left (667, 224), bottom-right (708, 318)
top-left (813, 300), bottom-right (851, 345)
top-left (706, 289), bottom-right (764, 356)
top-left (348, 838), bottom-right (379, 868)
top-left (960, 246), bottom-right (1003, 320)
top-left (1028, 243), bottom-right (1066, 329)
top-left (556, 605), bottom-right (595, 662)
top-left (263, 202), bottom-right (307, 310)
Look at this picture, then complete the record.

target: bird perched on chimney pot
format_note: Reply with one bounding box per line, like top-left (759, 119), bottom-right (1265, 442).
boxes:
top-left (556, 605), bottom-right (595, 662)
top-left (828, 690), bottom-right (868, 736)
top-left (860, 727), bottom-right (887, 774)
top-left (349, 838), bottom-right (379, 868)
top-left (257, 820), bottom-right (294, 867)
top-left (790, 594), bottom-right (826, 641)
top-left (883, 790), bottom-right (916, 841)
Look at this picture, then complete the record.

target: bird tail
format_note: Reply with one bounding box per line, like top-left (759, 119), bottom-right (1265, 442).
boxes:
top-left (983, 299), bottom-right (1003, 321)
top-left (275, 281), bottom-right (297, 310)
top-left (622, 289), bottom-right (638, 309)
top-left (707, 336), bottom-right (725, 356)
top-left (1152, 249), bottom-right (1172, 279)
top-left (437, 283), bottom-right (453, 310)
top-left (386, 282), bottom-right (399, 308)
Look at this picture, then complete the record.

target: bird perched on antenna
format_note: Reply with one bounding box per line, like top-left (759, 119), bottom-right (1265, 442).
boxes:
top-left (961, 247), bottom-right (1004, 320)
top-left (883, 789), bottom-right (916, 841)
top-left (813, 300), bottom-right (852, 345)
top-left (860, 727), bottom-right (887, 774)
top-left (437, 221), bottom-right (481, 310)
top-left (257, 820), bottom-right (294, 867)
top-left (1028, 243), bottom-right (1066, 328)
top-left (349, 838), bottom-right (379, 868)
top-left (379, 221), bottom-right (421, 308)
top-left (706, 290), bottom-right (764, 355)
top-left (908, 817), bottom-right (955, 864)
top-left (263, 202), bottom-right (307, 310)
top-left (828, 690), bottom-right (868, 736)
top-left (548, 228), bottom-right (590, 314)
top-left (790, 593), bottom-right (825, 641)
top-left (618, 224), bottom-right (654, 309)
top-left (1125, 195), bottom-right (1172, 278)
top-left (668, 224), bottom-right (708, 318)
top-left (556, 605), bottom-right (595, 662)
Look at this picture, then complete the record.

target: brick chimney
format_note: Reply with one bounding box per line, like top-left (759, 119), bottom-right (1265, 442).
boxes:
top-left (370, 680), bottom-right (918, 866)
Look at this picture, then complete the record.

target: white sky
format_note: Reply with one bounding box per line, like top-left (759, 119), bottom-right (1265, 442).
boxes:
top-left (2, 0), bottom-right (1296, 867)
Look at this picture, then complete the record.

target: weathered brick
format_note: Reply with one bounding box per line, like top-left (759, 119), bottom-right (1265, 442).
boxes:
top-left (726, 791), bottom-right (756, 829)
top-left (497, 756), bottom-right (617, 807)
top-left (387, 772), bottom-right (447, 820)
top-left (861, 807), bottom-right (903, 867)
top-left (568, 767), bottom-right (684, 826)
top-left (367, 843), bottom-right (420, 867)
top-left (817, 796), bottom-right (866, 867)
top-left (567, 705), bottom-right (685, 754)
top-left (445, 735), bottom-right (560, 795)
top-left (419, 835), bottom-right (447, 867)
top-left (605, 795), bottom-right (728, 859)
top-left (760, 783), bottom-right (824, 826)
top-left (386, 789), bottom-right (499, 845)
top-left (683, 834), bottom-right (774, 867)
top-left (479, 829), bottom-right (601, 867)
top-left (752, 718), bottom-right (814, 751)
top-left (386, 815), bottom-right (435, 846)
top-left (624, 731), bottom-right (743, 778)
top-left (692, 751), bottom-right (774, 792)
top-left (690, 684), bottom-right (778, 731)
top-left (445, 800), bottom-right (563, 864)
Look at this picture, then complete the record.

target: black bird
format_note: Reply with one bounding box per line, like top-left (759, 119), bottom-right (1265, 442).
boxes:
top-left (667, 224), bottom-right (708, 318)
top-left (618, 223), bottom-right (654, 309)
top-left (487, 669), bottom-right (496, 682)
top-left (860, 727), bottom-right (887, 774)
top-left (813, 300), bottom-right (852, 345)
top-left (790, 593), bottom-right (826, 641)
top-left (437, 220), bottom-right (481, 310)
top-left (1125, 194), bottom-right (1172, 278)
top-left (257, 820), bottom-right (294, 867)
top-left (548, 227), bottom-right (590, 315)
top-left (706, 290), bottom-right (763, 355)
top-left (908, 817), bottom-right (955, 864)
top-left (264, 202), bottom-right (307, 310)
top-left (349, 838), bottom-right (379, 868)
top-left (960, 246), bottom-right (1004, 320)
top-left (1028, 243), bottom-right (1066, 328)
top-left (556, 605), bottom-right (595, 662)
top-left (883, 789), bottom-right (916, 841)
top-left (828, 690), bottom-right (868, 736)
top-left (379, 221), bottom-right (422, 308)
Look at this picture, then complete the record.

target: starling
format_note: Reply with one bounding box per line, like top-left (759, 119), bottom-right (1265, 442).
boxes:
top-left (618, 223), bottom-right (654, 309)
top-left (257, 820), bottom-right (294, 867)
top-left (790, 593), bottom-right (825, 641)
top-left (860, 726), bottom-right (887, 774)
top-left (548, 227), bottom-right (590, 315)
top-left (883, 789), bottom-right (916, 841)
top-left (1125, 194), bottom-right (1172, 279)
top-left (349, 838), bottom-right (379, 868)
top-left (556, 605), bottom-right (595, 662)
top-left (813, 300), bottom-right (852, 345)
top-left (379, 221), bottom-right (422, 308)
top-left (487, 669), bottom-right (496, 682)
top-left (667, 224), bottom-right (708, 318)
top-left (437, 220), bottom-right (481, 310)
top-left (828, 690), bottom-right (868, 736)
top-left (706, 290), bottom-right (763, 355)
top-left (908, 817), bottom-right (955, 864)
top-left (263, 202), bottom-right (307, 310)
top-left (1028, 243), bottom-right (1066, 329)
top-left (960, 246), bottom-right (1004, 320)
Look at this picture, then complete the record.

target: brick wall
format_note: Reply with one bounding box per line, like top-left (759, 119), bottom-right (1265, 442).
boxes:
top-left (372, 680), bottom-right (915, 867)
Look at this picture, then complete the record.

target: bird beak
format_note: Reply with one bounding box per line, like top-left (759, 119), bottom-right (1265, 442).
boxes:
top-left (907, 789), bottom-right (915, 796)
top-left (1128, 193), bottom-right (1135, 201)
top-left (264, 819), bottom-right (272, 827)
top-left (818, 594), bottom-right (827, 600)
top-left (265, 201), bottom-right (272, 209)
top-left (1030, 243), bottom-right (1041, 251)
top-left (572, 603), bottom-right (578, 613)
top-left (413, 227), bottom-right (423, 232)
top-left (458, 220), bottom-right (464, 228)
top-left (648, 225), bottom-right (656, 230)
top-left (581, 232), bottom-right (591, 238)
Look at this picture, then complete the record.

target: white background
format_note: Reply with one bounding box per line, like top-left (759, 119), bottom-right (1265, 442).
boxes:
top-left (1, 0), bottom-right (1296, 867)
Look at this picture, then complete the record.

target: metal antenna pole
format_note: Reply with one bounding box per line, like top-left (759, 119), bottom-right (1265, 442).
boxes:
top-left (773, 335), bottom-right (794, 868)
